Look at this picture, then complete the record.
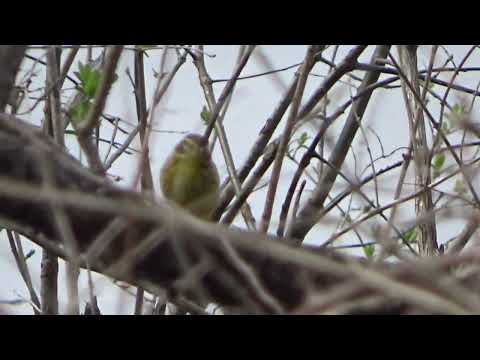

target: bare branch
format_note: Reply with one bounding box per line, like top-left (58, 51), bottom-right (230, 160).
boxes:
top-left (0, 45), bottom-right (26, 112)
top-left (290, 45), bottom-right (392, 242)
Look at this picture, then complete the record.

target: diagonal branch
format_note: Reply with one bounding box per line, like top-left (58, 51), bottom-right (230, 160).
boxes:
top-left (289, 45), bottom-right (392, 242)
top-left (259, 45), bottom-right (321, 233)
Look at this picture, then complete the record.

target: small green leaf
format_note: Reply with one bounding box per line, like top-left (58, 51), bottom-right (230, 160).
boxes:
top-left (75, 62), bottom-right (103, 98)
top-left (454, 179), bottom-right (467, 194)
top-left (201, 106), bottom-right (211, 125)
top-left (441, 119), bottom-right (451, 133)
top-left (404, 227), bottom-right (417, 243)
top-left (363, 244), bottom-right (375, 258)
top-left (72, 100), bottom-right (91, 124)
top-left (452, 103), bottom-right (465, 114)
top-left (432, 153), bottom-right (445, 170)
top-left (290, 132), bottom-right (311, 158)
top-left (84, 73), bottom-right (102, 98)
top-left (136, 45), bottom-right (155, 50)
top-left (298, 132), bottom-right (308, 147)
top-left (446, 103), bottom-right (467, 124)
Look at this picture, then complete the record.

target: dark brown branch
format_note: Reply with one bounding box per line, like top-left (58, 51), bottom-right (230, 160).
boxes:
top-left (298, 45), bottom-right (368, 119)
top-left (0, 45), bottom-right (27, 112)
top-left (289, 46), bottom-right (392, 242)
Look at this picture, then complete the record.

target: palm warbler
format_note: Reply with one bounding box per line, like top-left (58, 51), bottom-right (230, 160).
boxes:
top-left (160, 134), bottom-right (220, 221)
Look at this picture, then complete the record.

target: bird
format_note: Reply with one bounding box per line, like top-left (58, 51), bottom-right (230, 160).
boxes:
top-left (160, 134), bottom-right (220, 221)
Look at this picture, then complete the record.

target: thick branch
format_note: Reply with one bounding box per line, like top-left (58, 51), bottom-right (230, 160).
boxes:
top-left (0, 46), bottom-right (27, 112)
top-left (397, 45), bottom-right (438, 256)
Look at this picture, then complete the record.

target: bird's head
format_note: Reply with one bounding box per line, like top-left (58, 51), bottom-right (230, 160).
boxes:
top-left (174, 134), bottom-right (211, 164)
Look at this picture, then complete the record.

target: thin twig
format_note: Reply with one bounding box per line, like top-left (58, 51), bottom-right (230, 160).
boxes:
top-left (260, 45), bottom-right (320, 233)
top-left (76, 46), bottom-right (124, 175)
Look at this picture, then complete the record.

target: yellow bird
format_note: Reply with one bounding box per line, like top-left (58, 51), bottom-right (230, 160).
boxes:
top-left (160, 134), bottom-right (220, 221)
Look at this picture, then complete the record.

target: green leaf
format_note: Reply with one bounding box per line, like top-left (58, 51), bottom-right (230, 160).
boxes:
top-left (84, 72), bottom-right (102, 98)
top-left (72, 100), bottom-right (91, 124)
top-left (290, 132), bottom-right (311, 158)
top-left (454, 179), bottom-right (467, 194)
top-left (75, 62), bottom-right (103, 98)
top-left (298, 132), bottom-right (308, 147)
top-left (404, 227), bottom-right (417, 243)
top-left (452, 103), bottom-right (465, 114)
top-left (362, 205), bottom-right (371, 213)
top-left (441, 119), bottom-right (451, 133)
top-left (363, 244), bottom-right (375, 258)
top-left (136, 45), bottom-right (155, 50)
top-left (432, 153), bottom-right (445, 171)
top-left (446, 103), bottom-right (467, 124)
top-left (201, 106), bottom-right (211, 125)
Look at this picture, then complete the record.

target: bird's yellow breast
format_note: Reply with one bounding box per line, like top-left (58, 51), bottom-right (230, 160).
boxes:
top-left (160, 143), bottom-right (219, 220)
